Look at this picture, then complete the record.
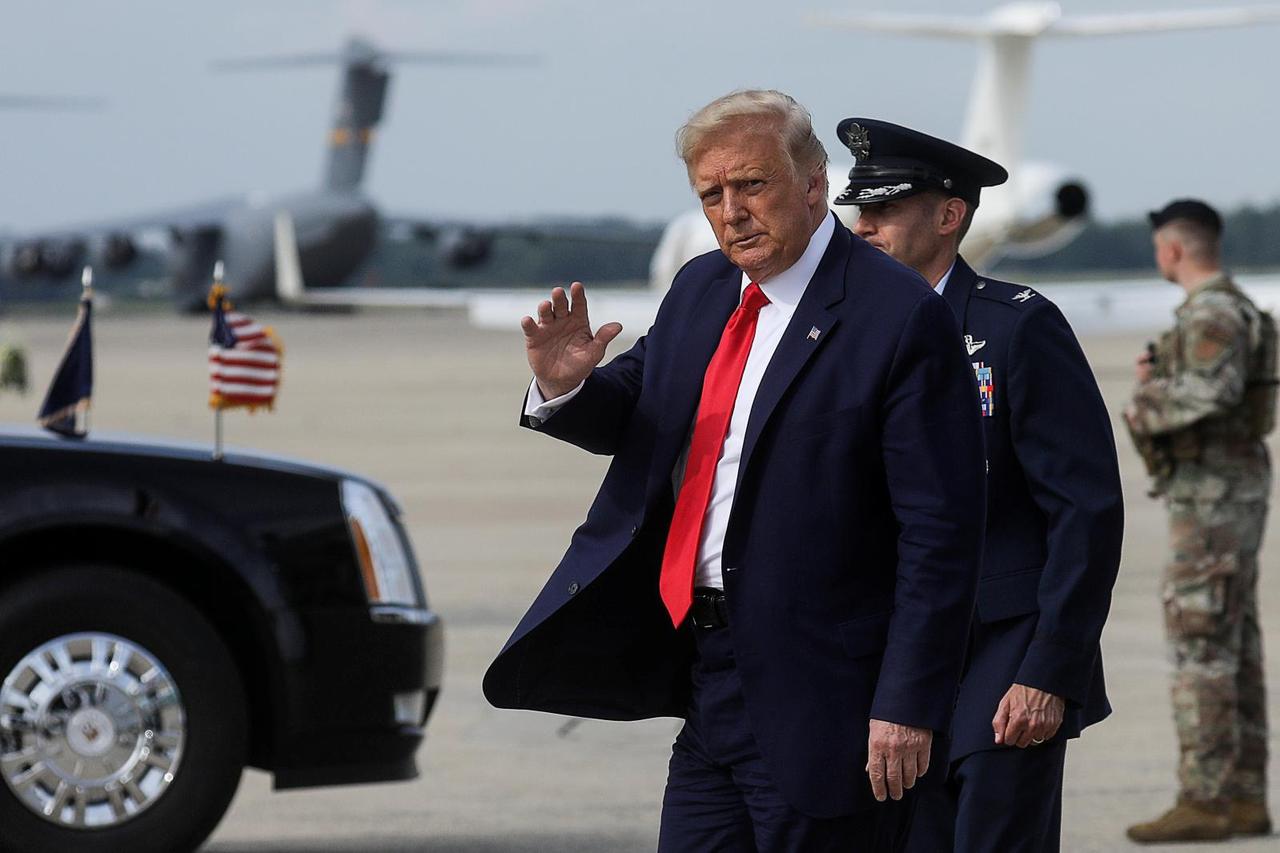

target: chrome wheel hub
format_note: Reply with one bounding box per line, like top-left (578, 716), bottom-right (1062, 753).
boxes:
top-left (0, 633), bottom-right (186, 829)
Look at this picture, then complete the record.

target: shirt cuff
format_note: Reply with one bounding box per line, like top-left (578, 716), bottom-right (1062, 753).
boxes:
top-left (524, 377), bottom-right (585, 425)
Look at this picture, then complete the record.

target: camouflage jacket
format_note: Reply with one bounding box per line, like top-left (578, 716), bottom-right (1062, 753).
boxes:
top-left (1129, 273), bottom-right (1272, 501)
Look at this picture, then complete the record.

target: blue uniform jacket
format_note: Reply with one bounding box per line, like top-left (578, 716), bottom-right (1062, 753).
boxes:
top-left (939, 257), bottom-right (1124, 761)
top-left (483, 221), bottom-right (988, 818)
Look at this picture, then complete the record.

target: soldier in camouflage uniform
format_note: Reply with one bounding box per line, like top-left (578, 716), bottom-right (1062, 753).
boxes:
top-left (1125, 200), bottom-right (1275, 843)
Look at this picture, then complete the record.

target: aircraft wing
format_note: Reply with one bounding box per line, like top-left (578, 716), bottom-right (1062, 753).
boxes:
top-left (21, 196), bottom-right (243, 240)
top-left (3, 196), bottom-right (243, 280)
top-left (1050, 6), bottom-right (1280, 37)
top-left (810, 5), bottom-right (1280, 39)
top-left (276, 210), bottom-right (660, 308)
top-left (805, 13), bottom-right (991, 39)
top-left (380, 215), bottom-right (659, 246)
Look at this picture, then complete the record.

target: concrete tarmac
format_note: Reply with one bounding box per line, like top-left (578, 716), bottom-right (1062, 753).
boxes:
top-left (1, 304), bottom-right (1277, 851)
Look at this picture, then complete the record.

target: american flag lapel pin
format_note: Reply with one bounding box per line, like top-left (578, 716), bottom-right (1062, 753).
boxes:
top-left (807, 326), bottom-right (821, 341)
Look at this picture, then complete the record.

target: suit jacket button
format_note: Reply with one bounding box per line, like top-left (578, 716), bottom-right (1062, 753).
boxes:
top-left (568, 581), bottom-right (580, 595)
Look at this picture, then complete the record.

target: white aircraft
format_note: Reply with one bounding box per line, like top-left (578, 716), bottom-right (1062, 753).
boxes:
top-left (648, 1), bottom-right (1280, 290)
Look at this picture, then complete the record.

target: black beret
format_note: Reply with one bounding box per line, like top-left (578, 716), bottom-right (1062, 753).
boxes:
top-left (832, 117), bottom-right (1008, 208)
top-left (1148, 199), bottom-right (1223, 236)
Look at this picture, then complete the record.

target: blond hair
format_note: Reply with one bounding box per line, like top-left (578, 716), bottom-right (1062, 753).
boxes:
top-left (676, 89), bottom-right (828, 184)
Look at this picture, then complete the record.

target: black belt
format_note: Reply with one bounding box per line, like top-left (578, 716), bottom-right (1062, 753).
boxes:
top-left (690, 587), bottom-right (729, 629)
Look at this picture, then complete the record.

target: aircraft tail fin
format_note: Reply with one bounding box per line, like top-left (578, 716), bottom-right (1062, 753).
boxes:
top-left (214, 37), bottom-right (539, 195)
top-left (809, 3), bottom-right (1280, 167)
top-left (325, 45), bottom-right (390, 193)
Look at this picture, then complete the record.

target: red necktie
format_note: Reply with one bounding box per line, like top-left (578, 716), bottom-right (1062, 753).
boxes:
top-left (659, 282), bottom-right (771, 626)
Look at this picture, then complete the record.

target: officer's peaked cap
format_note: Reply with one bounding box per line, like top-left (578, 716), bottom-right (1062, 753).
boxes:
top-left (833, 118), bottom-right (1008, 208)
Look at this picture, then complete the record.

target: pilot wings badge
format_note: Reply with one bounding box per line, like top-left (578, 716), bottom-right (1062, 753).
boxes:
top-left (843, 123), bottom-right (871, 160)
top-left (964, 334), bottom-right (986, 356)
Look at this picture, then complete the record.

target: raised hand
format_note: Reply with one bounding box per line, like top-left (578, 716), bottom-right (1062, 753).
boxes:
top-left (521, 282), bottom-right (622, 399)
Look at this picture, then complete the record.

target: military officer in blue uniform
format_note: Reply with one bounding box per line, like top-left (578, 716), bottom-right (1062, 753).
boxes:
top-left (833, 118), bottom-right (1126, 852)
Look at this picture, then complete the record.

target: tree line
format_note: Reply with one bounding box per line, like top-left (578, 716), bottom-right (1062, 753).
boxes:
top-left (994, 201), bottom-right (1280, 278)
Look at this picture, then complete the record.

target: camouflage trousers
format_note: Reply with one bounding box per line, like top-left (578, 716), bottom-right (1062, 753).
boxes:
top-left (1163, 498), bottom-right (1269, 804)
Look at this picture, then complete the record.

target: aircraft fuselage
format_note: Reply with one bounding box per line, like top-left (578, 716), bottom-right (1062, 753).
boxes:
top-left (172, 190), bottom-right (377, 307)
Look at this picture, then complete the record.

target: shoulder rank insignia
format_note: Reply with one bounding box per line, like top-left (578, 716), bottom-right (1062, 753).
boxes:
top-left (973, 361), bottom-right (995, 417)
top-left (1012, 288), bottom-right (1035, 303)
top-left (964, 334), bottom-right (986, 356)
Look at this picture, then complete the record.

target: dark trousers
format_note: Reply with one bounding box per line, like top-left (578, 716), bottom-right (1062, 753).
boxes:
top-left (658, 624), bottom-right (914, 853)
top-left (905, 742), bottom-right (1066, 853)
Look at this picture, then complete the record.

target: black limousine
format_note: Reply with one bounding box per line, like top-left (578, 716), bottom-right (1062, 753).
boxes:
top-left (0, 428), bottom-right (444, 852)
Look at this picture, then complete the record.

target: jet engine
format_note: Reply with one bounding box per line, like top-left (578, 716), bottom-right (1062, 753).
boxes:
top-left (440, 228), bottom-right (494, 269)
top-left (102, 233), bottom-right (138, 269)
top-left (969, 162), bottom-right (1091, 265)
top-left (9, 242), bottom-right (44, 278)
top-left (8, 238), bottom-right (87, 279)
top-left (392, 222), bottom-right (496, 269)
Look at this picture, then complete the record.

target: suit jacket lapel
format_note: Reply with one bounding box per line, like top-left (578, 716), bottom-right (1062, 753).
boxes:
top-left (645, 270), bottom-right (741, 502)
top-left (735, 222), bottom-right (848, 487)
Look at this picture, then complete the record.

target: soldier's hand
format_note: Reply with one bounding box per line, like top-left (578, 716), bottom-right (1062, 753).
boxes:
top-left (867, 719), bottom-right (932, 802)
top-left (521, 282), bottom-right (622, 399)
top-left (992, 683), bottom-right (1065, 748)
top-left (1135, 351), bottom-right (1155, 383)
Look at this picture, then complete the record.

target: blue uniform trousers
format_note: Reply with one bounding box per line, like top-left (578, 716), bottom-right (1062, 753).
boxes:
top-left (905, 742), bottom-right (1066, 853)
top-left (658, 623), bottom-right (915, 853)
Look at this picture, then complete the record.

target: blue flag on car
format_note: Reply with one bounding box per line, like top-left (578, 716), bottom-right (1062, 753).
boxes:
top-left (38, 268), bottom-right (94, 438)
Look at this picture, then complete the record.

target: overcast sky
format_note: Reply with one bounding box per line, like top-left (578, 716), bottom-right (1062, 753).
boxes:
top-left (3, 0), bottom-right (1279, 232)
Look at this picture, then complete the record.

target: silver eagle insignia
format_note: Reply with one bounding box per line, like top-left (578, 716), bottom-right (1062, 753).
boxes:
top-left (844, 123), bottom-right (871, 160)
top-left (1012, 288), bottom-right (1035, 303)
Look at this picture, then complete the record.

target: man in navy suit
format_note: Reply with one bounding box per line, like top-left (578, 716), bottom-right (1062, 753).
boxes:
top-left (835, 118), bottom-right (1125, 852)
top-left (483, 91), bottom-right (987, 852)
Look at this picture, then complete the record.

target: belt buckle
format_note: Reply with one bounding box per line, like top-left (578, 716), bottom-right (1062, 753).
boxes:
top-left (691, 590), bottom-right (727, 629)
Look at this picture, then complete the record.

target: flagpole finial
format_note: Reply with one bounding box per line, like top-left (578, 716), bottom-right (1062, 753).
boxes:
top-left (207, 260), bottom-right (231, 311)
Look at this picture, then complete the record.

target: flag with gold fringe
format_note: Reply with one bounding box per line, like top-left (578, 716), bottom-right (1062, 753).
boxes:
top-left (207, 283), bottom-right (282, 411)
top-left (38, 270), bottom-right (93, 437)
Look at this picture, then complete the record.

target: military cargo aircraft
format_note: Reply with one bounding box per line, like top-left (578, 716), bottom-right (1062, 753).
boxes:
top-left (1, 38), bottom-right (543, 309)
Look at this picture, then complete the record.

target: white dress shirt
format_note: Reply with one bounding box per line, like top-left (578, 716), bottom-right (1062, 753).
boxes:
top-left (933, 259), bottom-right (957, 295)
top-left (526, 211), bottom-right (837, 590)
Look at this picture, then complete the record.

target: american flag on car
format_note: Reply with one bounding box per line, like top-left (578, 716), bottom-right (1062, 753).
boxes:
top-left (208, 284), bottom-right (282, 411)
